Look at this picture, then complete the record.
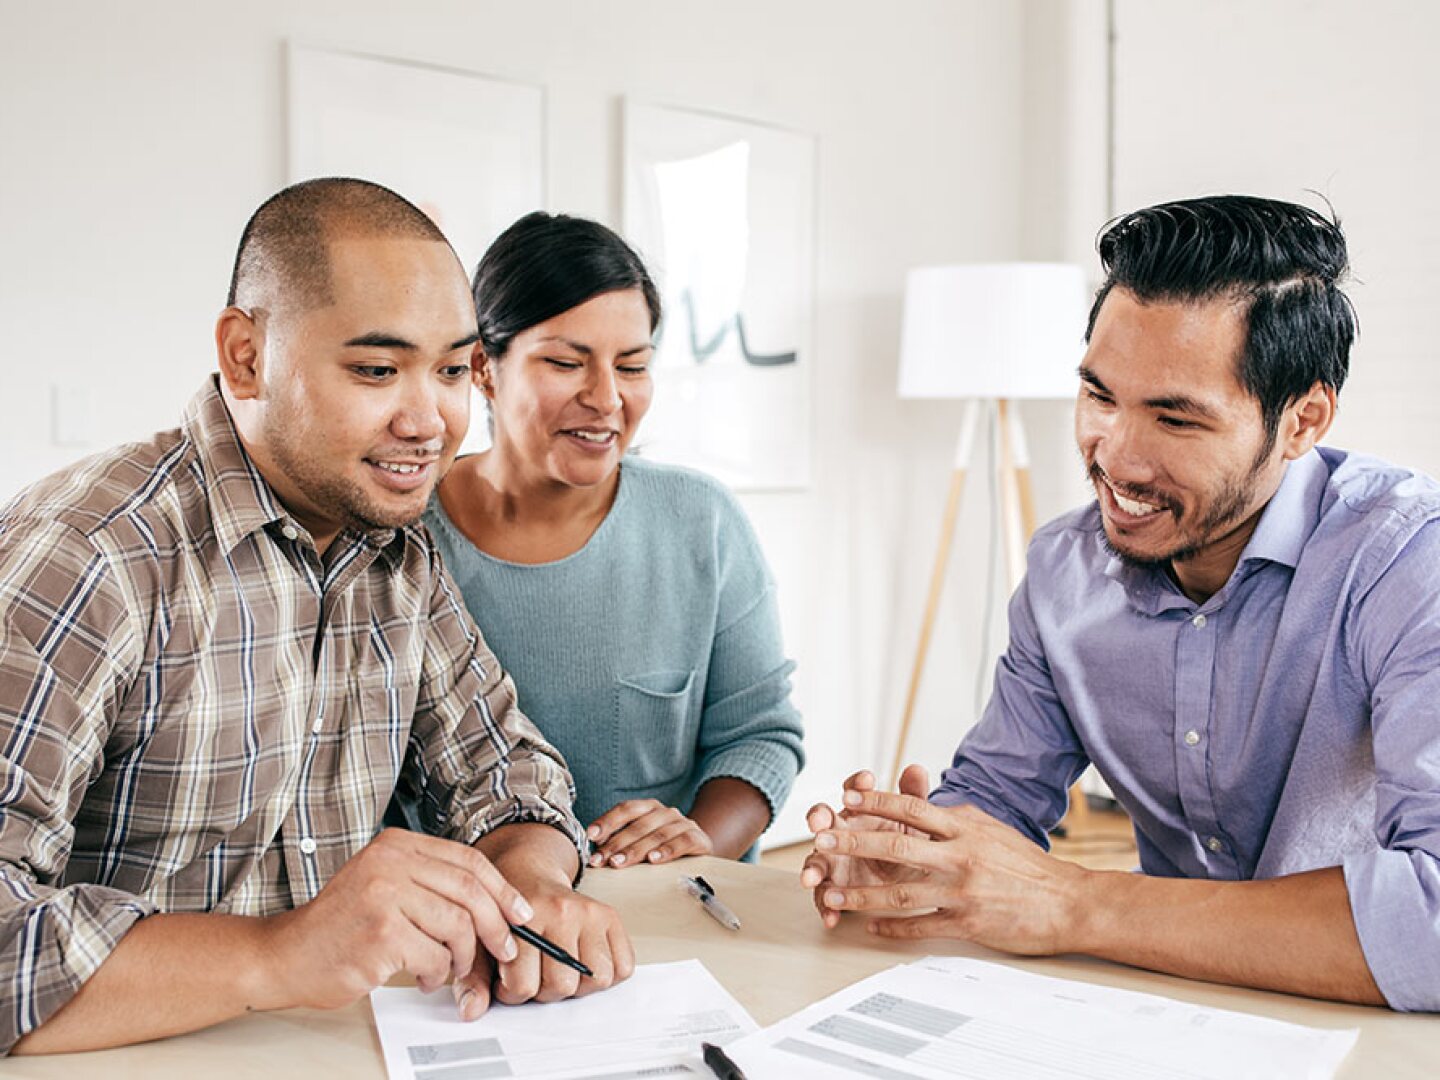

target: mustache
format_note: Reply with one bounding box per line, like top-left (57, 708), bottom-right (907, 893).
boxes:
top-left (1087, 462), bottom-right (1182, 515)
top-left (367, 446), bottom-right (446, 460)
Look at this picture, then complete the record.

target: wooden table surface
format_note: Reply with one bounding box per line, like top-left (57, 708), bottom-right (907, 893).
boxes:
top-left (9, 857), bottom-right (1438, 1077)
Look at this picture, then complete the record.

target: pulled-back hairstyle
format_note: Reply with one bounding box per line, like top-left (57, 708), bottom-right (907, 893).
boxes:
top-left (472, 211), bottom-right (661, 358)
top-left (1087, 195), bottom-right (1356, 442)
top-left (227, 177), bottom-right (449, 311)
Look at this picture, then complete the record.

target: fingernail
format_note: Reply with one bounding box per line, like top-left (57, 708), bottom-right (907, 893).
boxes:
top-left (455, 987), bottom-right (476, 1018)
top-left (589, 852), bottom-right (603, 867)
top-left (843, 791), bottom-right (862, 806)
top-left (649, 849), bottom-right (664, 862)
top-left (612, 853), bottom-right (626, 866)
top-left (825, 890), bottom-right (845, 907)
top-left (512, 897), bottom-right (534, 923)
top-left (502, 935), bottom-right (518, 962)
top-left (587, 825), bottom-right (599, 839)
top-left (816, 833), bottom-right (836, 849)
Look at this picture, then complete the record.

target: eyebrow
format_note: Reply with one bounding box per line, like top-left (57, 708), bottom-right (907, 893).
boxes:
top-left (1078, 366), bottom-right (1222, 421)
top-left (535, 335), bottom-right (654, 358)
top-left (343, 331), bottom-right (480, 352)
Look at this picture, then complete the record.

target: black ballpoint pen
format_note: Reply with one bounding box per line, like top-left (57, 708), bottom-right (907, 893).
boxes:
top-left (509, 923), bottom-right (593, 977)
top-left (702, 1041), bottom-right (748, 1080)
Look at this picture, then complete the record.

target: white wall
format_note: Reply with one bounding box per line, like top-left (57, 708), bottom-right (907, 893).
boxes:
top-left (1, 1), bottom-right (1073, 843)
top-left (1113, 0), bottom-right (1440, 477)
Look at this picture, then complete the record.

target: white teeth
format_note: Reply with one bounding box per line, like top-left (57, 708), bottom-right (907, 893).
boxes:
top-left (1113, 489), bottom-right (1160, 516)
top-left (375, 462), bottom-right (423, 474)
top-left (567, 430), bottom-right (614, 443)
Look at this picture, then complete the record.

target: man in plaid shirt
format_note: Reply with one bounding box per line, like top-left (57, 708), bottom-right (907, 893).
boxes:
top-left (0, 178), bottom-right (630, 1054)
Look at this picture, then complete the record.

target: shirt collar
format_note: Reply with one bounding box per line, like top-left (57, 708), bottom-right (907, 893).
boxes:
top-left (182, 376), bottom-right (409, 566)
top-left (1100, 448), bottom-right (1329, 616)
top-left (1234, 447), bottom-right (1327, 571)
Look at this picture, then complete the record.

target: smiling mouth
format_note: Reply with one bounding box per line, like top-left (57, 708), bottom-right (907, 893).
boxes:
top-left (562, 429), bottom-right (618, 445)
top-left (1091, 467), bottom-right (1177, 521)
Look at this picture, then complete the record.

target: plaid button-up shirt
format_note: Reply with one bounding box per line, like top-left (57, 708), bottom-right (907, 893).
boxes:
top-left (0, 378), bottom-right (583, 1050)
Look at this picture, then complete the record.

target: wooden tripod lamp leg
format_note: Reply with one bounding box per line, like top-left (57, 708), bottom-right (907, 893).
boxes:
top-left (890, 400), bottom-right (981, 789)
top-left (1000, 400), bottom-right (1090, 829)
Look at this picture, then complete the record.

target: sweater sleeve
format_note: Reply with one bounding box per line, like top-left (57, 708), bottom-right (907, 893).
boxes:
top-left (689, 492), bottom-right (805, 820)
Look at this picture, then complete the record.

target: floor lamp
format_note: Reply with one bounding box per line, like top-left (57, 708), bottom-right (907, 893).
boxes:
top-left (891, 263), bottom-right (1090, 826)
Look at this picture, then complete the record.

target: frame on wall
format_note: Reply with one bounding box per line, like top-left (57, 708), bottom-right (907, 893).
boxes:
top-left (286, 45), bottom-right (546, 453)
top-left (623, 101), bottom-right (817, 491)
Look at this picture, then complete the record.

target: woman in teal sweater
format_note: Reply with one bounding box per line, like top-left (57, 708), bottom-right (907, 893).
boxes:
top-left (426, 212), bottom-right (804, 868)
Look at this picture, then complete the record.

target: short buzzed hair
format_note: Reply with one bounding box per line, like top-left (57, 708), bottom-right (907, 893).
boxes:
top-left (227, 177), bottom-right (449, 311)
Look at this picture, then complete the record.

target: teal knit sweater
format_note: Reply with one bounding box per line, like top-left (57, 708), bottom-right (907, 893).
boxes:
top-left (423, 456), bottom-right (805, 834)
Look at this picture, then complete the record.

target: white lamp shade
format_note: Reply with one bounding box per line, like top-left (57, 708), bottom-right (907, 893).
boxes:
top-left (897, 263), bottom-right (1090, 400)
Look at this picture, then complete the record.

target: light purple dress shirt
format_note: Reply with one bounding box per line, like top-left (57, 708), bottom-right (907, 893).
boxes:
top-left (933, 447), bottom-right (1440, 1011)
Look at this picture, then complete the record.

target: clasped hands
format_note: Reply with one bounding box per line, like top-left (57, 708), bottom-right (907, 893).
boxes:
top-left (802, 766), bottom-right (1088, 955)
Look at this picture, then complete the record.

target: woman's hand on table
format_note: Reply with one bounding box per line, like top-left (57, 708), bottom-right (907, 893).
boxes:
top-left (586, 799), bottom-right (715, 868)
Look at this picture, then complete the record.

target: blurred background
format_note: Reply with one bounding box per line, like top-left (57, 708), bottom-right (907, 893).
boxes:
top-left (3, 0), bottom-right (1437, 844)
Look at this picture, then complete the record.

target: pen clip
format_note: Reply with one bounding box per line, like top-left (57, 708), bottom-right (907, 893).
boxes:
top-left (692, 875), bottom-right (716, 897)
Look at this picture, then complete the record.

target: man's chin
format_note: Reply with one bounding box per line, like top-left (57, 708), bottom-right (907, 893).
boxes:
top-left (1098, 521), bottom-right (1196, 570)
top-left (347, 491), bottom-right (433, 534)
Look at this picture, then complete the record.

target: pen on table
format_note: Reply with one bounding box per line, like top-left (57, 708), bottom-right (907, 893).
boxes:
top-left (508, 923), bottom-right (593, 977)
top-left (679, 874), bottom-right (741, 931)
top-left (702, 1041), bottom-right (748, 1080)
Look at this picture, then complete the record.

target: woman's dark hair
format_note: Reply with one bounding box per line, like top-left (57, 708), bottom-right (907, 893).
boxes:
top-left (472, 211), bottom-right (662, 358)
top-left (1086, 195), bottom-right (1357, 445)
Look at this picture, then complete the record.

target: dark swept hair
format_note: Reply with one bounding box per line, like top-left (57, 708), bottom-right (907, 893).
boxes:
top-left (227, 177), bottom-right (449, 310)
top-left (472, 211), bottom-right (662, 358)
top-left (1087, 195), bottom-right (1356, 442)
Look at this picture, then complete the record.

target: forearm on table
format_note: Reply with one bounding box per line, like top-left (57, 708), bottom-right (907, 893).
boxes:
top-left (13, 911), bottom-right (283, 1055)
top-left (1071, 864), bottom-right (1385, 1006)
top-left (690, 777), bottom-right (772, 859)
top-left (475, 821), bottom-right (582, 891)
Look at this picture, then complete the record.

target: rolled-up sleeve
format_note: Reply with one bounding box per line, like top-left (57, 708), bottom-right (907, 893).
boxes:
top-left (1346, 520), bottom-right (1440, 1012)
top-left (404, 555), bottom-right (586, 858)
top-left (0, 519), bottom-right (156, 1053)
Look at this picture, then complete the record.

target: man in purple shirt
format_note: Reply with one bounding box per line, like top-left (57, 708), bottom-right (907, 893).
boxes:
top-left (804, 195), bottom-right (1440, 1011)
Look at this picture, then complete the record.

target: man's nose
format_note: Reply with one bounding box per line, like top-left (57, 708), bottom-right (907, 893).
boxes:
top-left (391, 381), bottom-right (446, 443)
top-left (1090, 411), bottom-right (1155, 483)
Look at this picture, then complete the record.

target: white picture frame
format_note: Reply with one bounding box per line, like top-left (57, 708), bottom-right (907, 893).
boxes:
top-left (287, 45), bottom-right (546, 453)
top-left (623, 101), bottom-right (816, 491)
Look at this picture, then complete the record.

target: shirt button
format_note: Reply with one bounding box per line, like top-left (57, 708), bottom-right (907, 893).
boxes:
top-left (1184, 730), bottom-right (1200, 747)
top-left (299, 836), bottom-right (318, 856)
top-left (1205, 836), bottom-right (1223, 853)
top-left (1192, 614), bottom-right (1207, 628)
top-left (281, 523), bottom-right (299, 540)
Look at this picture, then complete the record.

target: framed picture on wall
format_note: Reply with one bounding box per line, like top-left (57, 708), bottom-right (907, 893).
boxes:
top-left (623, 101), bottom-right (817, 491)
top-left (287, 45), bottom-right (546, 453)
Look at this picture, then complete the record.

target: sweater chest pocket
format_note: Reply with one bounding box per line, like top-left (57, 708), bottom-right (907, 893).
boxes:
top-left (613, 669), bottom-right (701, 789)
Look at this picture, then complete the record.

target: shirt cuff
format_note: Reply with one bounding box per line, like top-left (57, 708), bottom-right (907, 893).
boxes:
top-left (0, 881), bottom-right (158, 1053)
top-left (1343, 846), bottom-right (1440, 1011)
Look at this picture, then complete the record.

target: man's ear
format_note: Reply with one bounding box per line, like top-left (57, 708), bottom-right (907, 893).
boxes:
top-left (1281, 382), bottom-right (1337, 460)
top-left (216, 306), bottom-right (264, 400)
top-left (473, 348), bottom-right (498, 400)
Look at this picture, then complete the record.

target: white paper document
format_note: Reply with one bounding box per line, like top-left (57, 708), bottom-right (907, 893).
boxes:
top-left (725, 957), bottom-right (1358, 1080)
top-left (370, 959), bottom-right (757, 1080)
